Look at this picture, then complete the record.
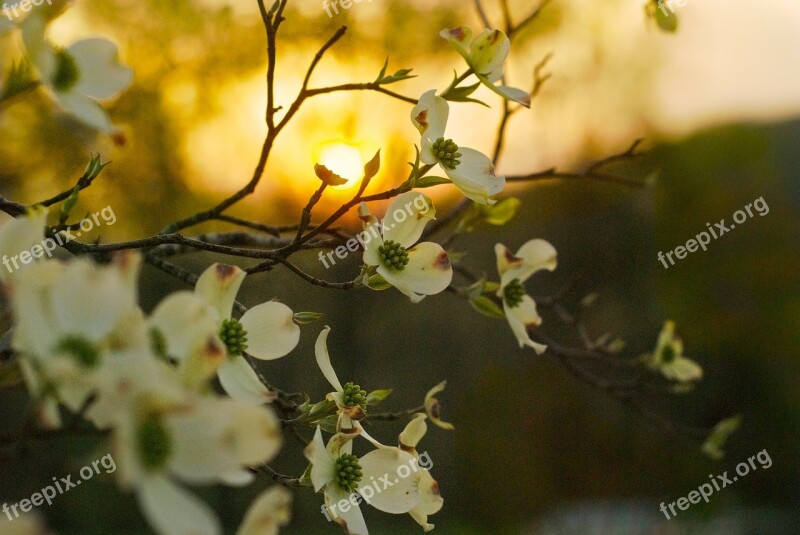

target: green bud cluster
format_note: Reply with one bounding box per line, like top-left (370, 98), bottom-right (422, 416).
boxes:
top-left (378, 240), bottom-right (409, 271)
top-left (220, 318), bottom-right (248, 357)
top-left (335, 453), bottom-right (363, 492)
top-left (503, 278), bottom-right (526, 308)
top-left (432, 137), bottom-right (463, 170)
top-left (342, 382), bottom-right (368, 410)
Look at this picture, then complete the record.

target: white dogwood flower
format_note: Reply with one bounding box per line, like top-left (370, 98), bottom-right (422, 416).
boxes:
top-left (315, 326), bottom-right (369, 430)
top-left (21, 12), bottom-right (132, 134)
top-left (440, 27), bottom-right (531, 107)
top-left (193, 263), bottom-right (300, 404)
top-left (648, 321), bottom-right (703, 383)
top-left (10, 257), bottom-right (143, 414)
top-left (359, 192), bottom-right (452, 303)
top-left (495, 239), bottom-right (558, 354)
top-left (356, 416), bottom-right (443, 533)
top-left (111, 394), bottom-right (282, 535)
top-left (412, 90), bottom-right (505, 204)
top-left (305, 426), bottom-right (368, 535)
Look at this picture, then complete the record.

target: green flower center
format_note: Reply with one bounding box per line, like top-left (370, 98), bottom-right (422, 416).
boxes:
top-left (503, 278), bottom-right (526, 308)
top-left (432, 137), bottom-right (463, 170)
top-left (342, 382), bottom-right (368, 410)
top-left (335, 453), bottom-right (363, 492)
top-left (377, 240), bottom-right (409, 271)
top-left (52, 49), bottom-right (80, 92)
top-left (220, 318), bottom-right (248, 357)
top-left (55, 335), bottom-right (101, 369)
top-left (136, 415), bottom-right (172, 471)
top-left (660, 344), bottom-right (677, 364)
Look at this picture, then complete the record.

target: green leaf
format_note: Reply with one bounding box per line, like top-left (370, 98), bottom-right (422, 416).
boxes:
top-left (469, 296), bottom-right (505, 319)
top-left (317, 415), bottom-right (339, 434)
top-left (366, 389), bottom-right (393, 405)
top-left (59, 185), bottom-right (80, 226)
top-left (374, 60), bottom-right (416, 85)
top-left (293, 312), bottom-right (323, 324)
top-left (415, 176), bottom-right (451, 189)
top-left (365, 274), bottom-right (392, 290)
top-left (478, 197), bottom-right (521, 226)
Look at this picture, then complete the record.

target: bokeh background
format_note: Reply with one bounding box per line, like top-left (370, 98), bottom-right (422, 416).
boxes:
top-left (1, 0), bottom-right (798, 533)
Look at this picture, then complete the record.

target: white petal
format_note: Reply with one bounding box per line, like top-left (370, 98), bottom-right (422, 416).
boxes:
top-left (445, 147), bottom-right (505, 205)
top-left (304, 427), bottom-right (336, 492)
top-left (378, 242), bottom-right (452, 303)
top-left (68, 38), bottom-right (132, 99)
top-left (468, 29), bottom-right (510, 79)
top-left (491, 83), bottom-right (531, 108)
top-left (149, 291), bottom-right (220, 362)
top-left (415, 469), bottom-right (444, 515)
top-left (314, 326), bottom-right (344, 393)
top-left (237, 486), bottom-right (292, 535)
top-left (325, 486), bottom-right (369, 535)
top-left (439, 27), bottom-right (473, 64)
top-left (224, 400), bottom-right (282, 466)
top-left (194, 263), bottom-right (246, 320)
top-left (0, 207), bottom-right (47, 282)
top-left (358, 448), bottom-right (420, 514)
top-left (411, 89), bottom-right (448, 143)
top-left (239, 301), bottom-right (300, 360)
top-left (399, 414), bottom-right (428, 451)
top-left (360, 218), bottom-right (384, 267)
top-left (56, 91), bottom-right (114, 133)
top-left (50, 259), bottom-right (136, 343)
top-left (382, 192), bottom-right (436, 249)
top-left (137, 475), bottom-right (221, 535)
top-left (663, 357), bottom-right (703, 382)
top-left (497, 239), bottom-right (558, 285)
top-left (217, 356), bottom-right (274, 405)
top-left (409, 507), bottom-right (435, 533)
top-left (503, 296), bottom-right (547, 354)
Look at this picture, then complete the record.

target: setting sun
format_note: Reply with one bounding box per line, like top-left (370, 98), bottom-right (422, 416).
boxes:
top-left (317, 142), bottom-right (364, 189)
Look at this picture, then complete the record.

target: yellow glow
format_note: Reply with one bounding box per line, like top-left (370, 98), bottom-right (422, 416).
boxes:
top-left (318, 143), bottom-right (364, 190)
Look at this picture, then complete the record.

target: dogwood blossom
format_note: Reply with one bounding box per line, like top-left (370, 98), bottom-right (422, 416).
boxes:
top-left (356, 416), bottom-right (443, 532)
top-left (647, 320), bottom-right (703, 382)
top-left (440, 27), bottom-right (531, 107)
top-left (495, 239), bottom-right (558, 354)
top-left (110, 392), bottom-right (282, 535)
top-left (21, 12), bottom-right (132, 134)
top-left (193, 263), bottom-right (300, 404)
top-left (305, 426), bottom-right (368, 534)
top-left (359, 192), bottom-right (452, 303)
top-left (411, 90), bottom-right (505, 204)
top-left (315, 326), bottom-right (369, 430)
